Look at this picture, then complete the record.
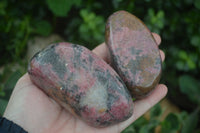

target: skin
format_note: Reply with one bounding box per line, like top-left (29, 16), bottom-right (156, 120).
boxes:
top-left (3, 33), bottom-right (167, 133)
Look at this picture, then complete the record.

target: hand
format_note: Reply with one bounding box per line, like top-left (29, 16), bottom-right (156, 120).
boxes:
top-left (3, 33), bottom-right (167, 133)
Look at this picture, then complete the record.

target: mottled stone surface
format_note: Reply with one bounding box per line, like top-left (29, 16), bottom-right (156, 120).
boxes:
top-left (105, 11), bottom-right (162, 99)
top-left (28, 42), bottom-right (133, 127)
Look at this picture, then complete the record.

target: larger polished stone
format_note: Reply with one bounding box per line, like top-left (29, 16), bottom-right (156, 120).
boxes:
top-left (28, 42), bottom-right (133, 127)
top-left (105, 11), bottom-right (162, 99)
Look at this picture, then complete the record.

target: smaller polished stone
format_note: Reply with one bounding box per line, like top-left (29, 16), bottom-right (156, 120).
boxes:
top-left (28, 42), bottom-right (133, 127)
top-left (105, 11), bottom-right (162, 99)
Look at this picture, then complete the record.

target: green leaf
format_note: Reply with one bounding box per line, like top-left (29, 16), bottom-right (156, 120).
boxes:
top-left (187, 58), bottom-right (196, 69)
top-left (161, 113), bottom-right (180, 133)
top-left (133, 117), bottom-right (148, 128)
top-left (150, 103), bottom-right (162, 118)
top-left (179, 75), bottom-right (200, 104)
top-left (176, 61), bottom-right (186, 71)
top-left (122, 124), bottom-right (136, 133)
top-left (46, 0), bottom-right (81, 16)
top-left (0, 1), bottom-right (7, 15)
top-left (165, 113), bottom-right (180, 130)
top-left (191, 35), bottom-right (200, 50)
top-left (139, 119), bottom-right (159, 133)
top-left (181, 108), bottom-right (200, 133)
top-left (112, 0), bottom-right (123, 8)
top-left (79, 9), bottom-right (104, 46)
top-left (139, 125), bottom-right (149, 133)
top-left (178, 50), bottom-right (188, 60)
top-left (145, 8), bottom-right (165, 34)
top-left (194, 0), bottom-right (200, 9)
top-left (177, 50), bottom-right (197, 70)
top-left (0, 90), bottom-right (5, 97)
top-left (177, 111), bottom-right (188, 122)
top-left (0, 99), bottom-right (8, 116)
top-left (34, 20), bottom-right (52, 36)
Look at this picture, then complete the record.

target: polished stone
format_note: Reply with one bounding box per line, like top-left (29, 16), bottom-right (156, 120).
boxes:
top-left (28, 42), bottom-right (133, 127)
top-left (105, 11), bottom-right (162, 99)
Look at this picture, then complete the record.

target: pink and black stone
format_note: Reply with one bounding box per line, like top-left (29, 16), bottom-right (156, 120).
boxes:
top-left (28, 42), bottom-right (133, 127)
top-left (105, 11), bottom-right (162, 99)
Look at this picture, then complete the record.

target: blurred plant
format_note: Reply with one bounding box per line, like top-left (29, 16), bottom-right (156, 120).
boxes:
top-left (179, 75), bottom-right (200, 104)
top-left (176, 50), bottom-right (197, 71)
top-left (145, 8), bottom-right (165, 34)
top-left (79, 9), bottom-right (105, 47)
top-left (0, 62), bottom-right (27, 116)
top-left (122, 104), bottom-right (200, 133)
top-left (0, 0), bottom-right (52, 65)
top-left (46, 0), bottom-right (81, 17)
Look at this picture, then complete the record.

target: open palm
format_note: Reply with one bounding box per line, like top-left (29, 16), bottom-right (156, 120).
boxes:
top-left (3, 33), bottom-right (167, 133)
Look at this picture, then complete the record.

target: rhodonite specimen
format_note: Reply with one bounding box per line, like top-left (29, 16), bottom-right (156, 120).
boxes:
top-left (28, 42), bottom-right (133, 127)
top-left (105, 11), bottom-right (162, 99)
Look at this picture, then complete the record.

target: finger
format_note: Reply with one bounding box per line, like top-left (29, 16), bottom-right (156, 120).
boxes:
top-left (160, 50), bottom-right (165, 62)
top-left (15, 73), bottom-right (34, 91)
top-left (152, 33), bottom-right (161, 45)
top-left (119, 84), bottom-right (168, 131)
top-left (92, 43), bottom-right (110, 63)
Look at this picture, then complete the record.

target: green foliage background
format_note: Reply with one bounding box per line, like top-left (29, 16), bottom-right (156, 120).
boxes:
top-left (0, 0), bottom-right (200, 132)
